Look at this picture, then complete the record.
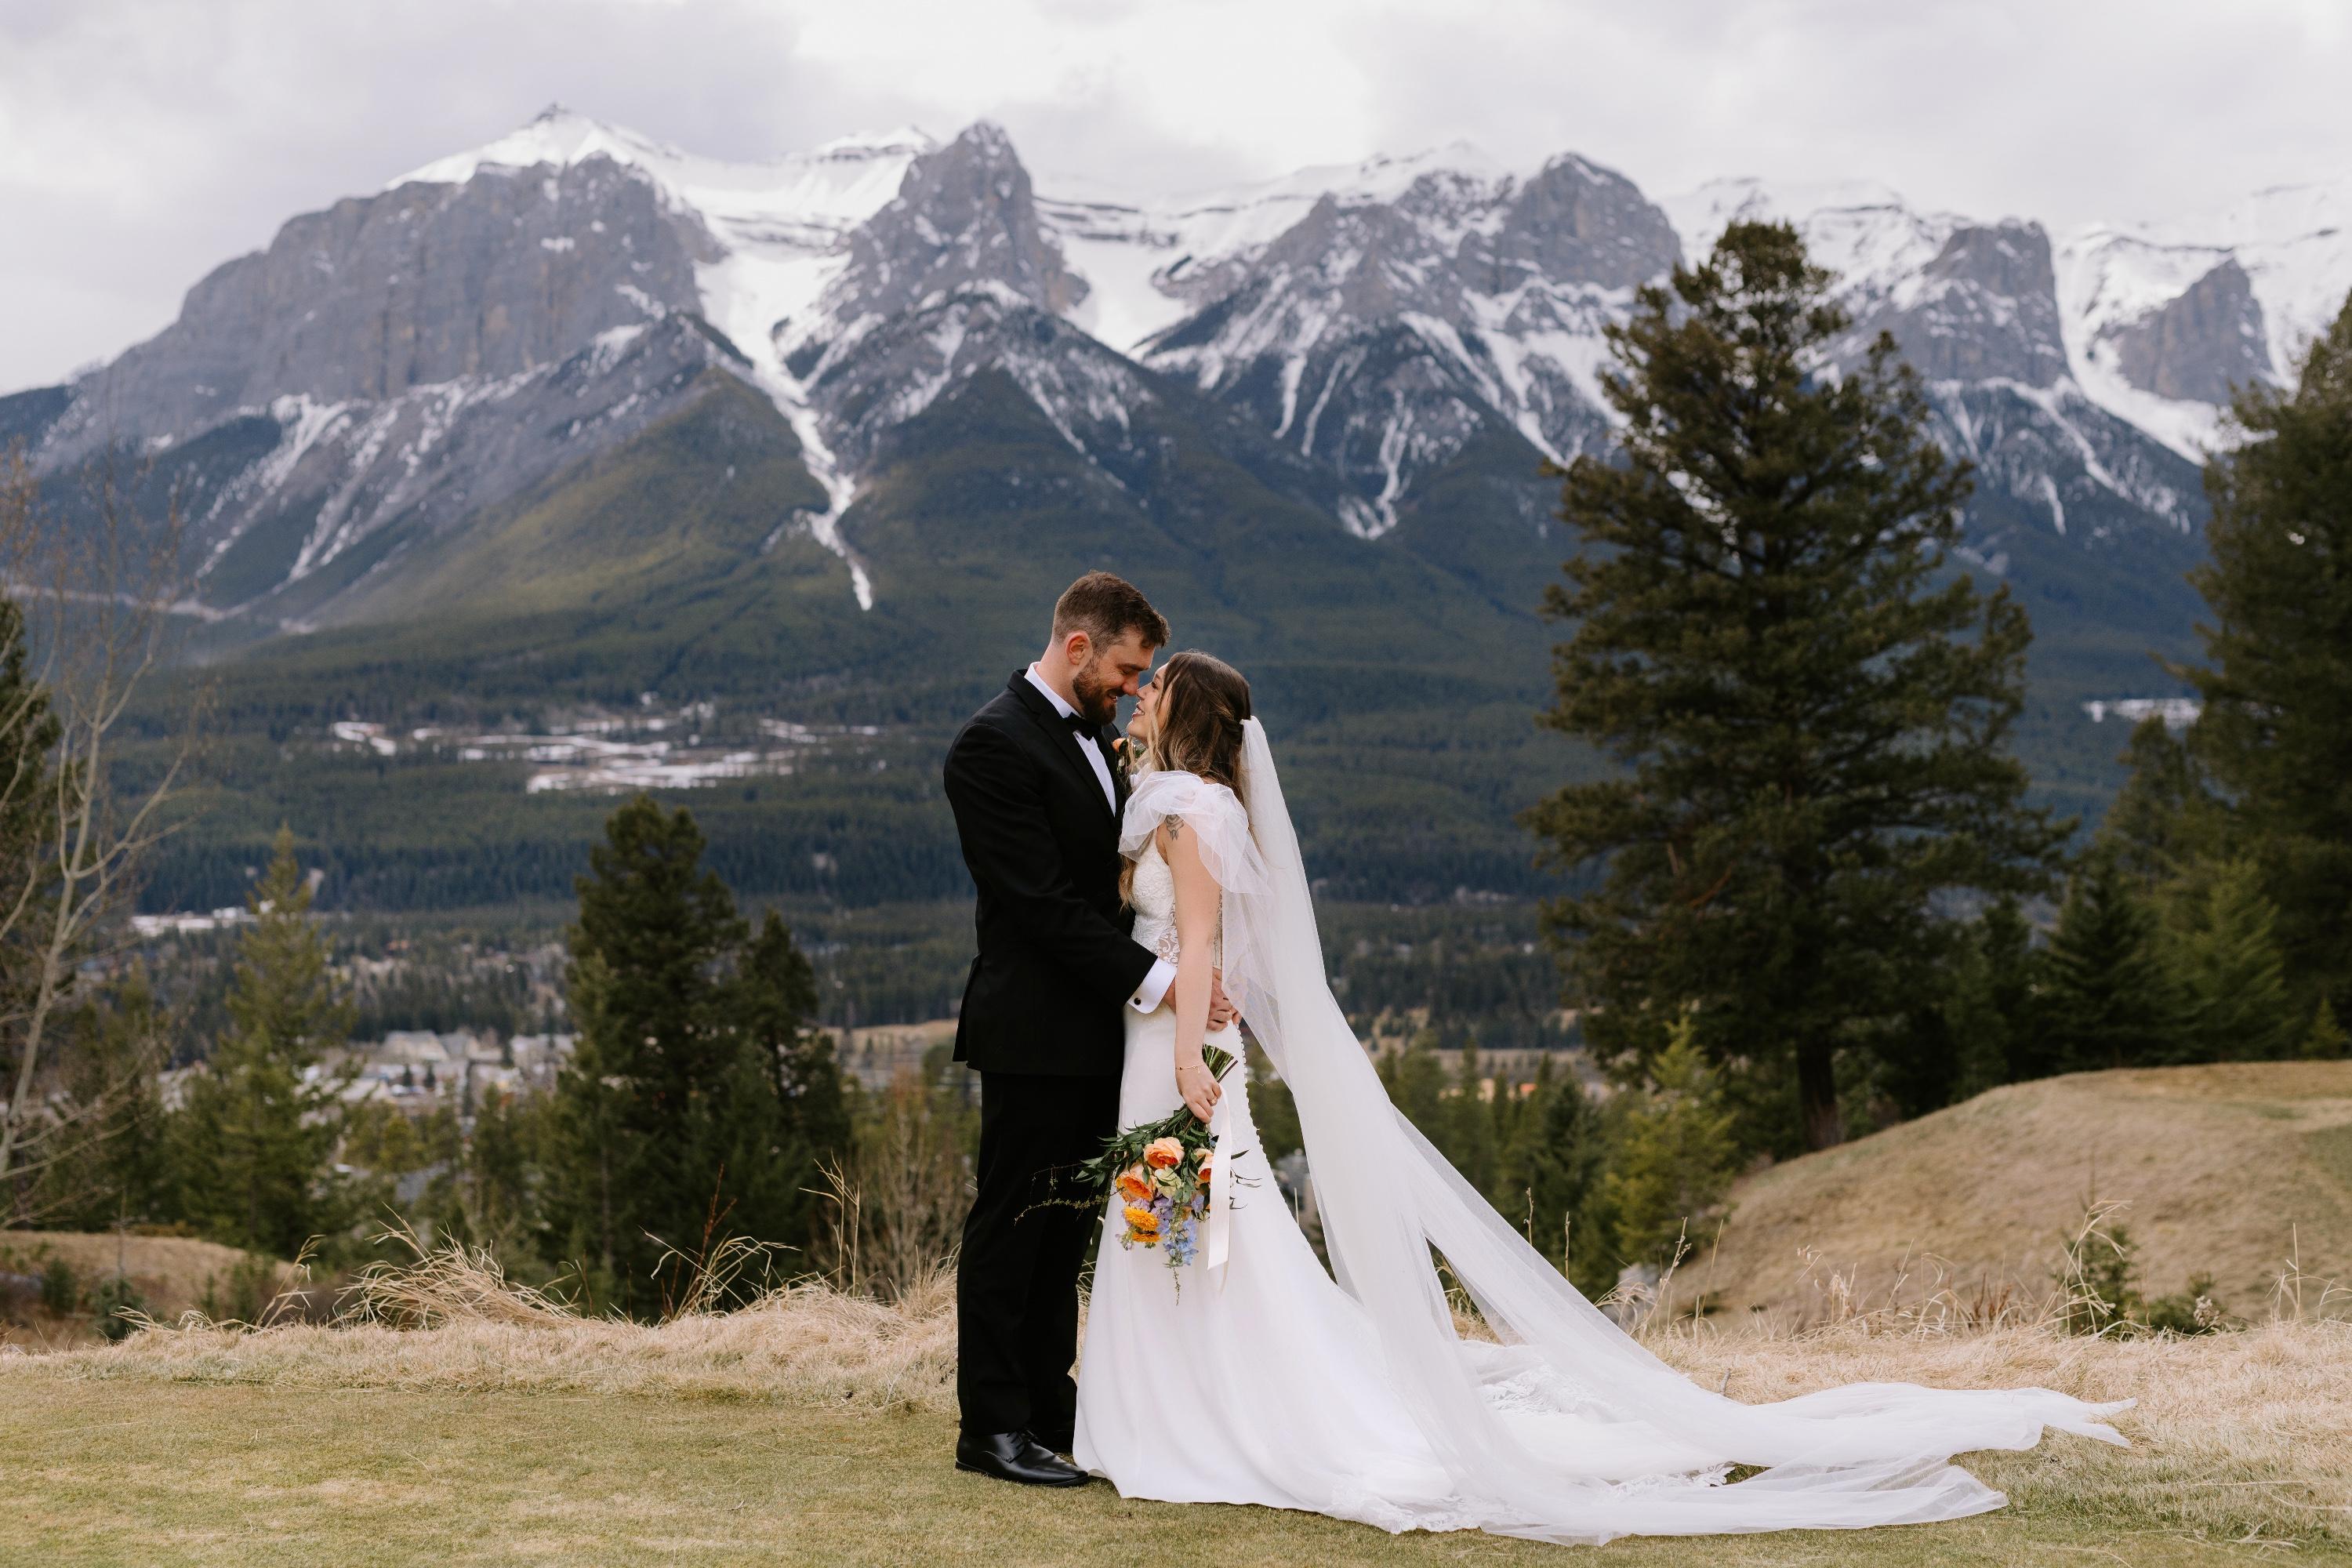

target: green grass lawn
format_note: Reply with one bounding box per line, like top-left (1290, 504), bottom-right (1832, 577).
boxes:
top-left (6, 1374), bottom-right (2328, 1567)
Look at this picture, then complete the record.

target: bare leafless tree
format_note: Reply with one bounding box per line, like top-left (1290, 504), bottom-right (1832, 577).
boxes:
top-left (0, 443), bottom-right (204, 1224)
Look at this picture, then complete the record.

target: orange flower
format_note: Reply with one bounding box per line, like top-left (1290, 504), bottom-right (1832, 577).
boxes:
top-left (1114, 1165), bottom-right (1154, 1203)
top-left (1123, 1203), bottom-right (1161, 1238)
top-left (1192, 1153), bottom-right (1213, 1187)
top-left (1144, 1137), bottom-right (1185, 1169)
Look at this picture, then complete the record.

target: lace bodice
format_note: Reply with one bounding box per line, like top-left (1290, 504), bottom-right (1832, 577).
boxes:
top-left (1129, 836), bottom-right (1218, 967)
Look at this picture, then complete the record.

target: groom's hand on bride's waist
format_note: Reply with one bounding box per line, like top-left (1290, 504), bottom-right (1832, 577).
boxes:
top-left (1207, 969), bottom-right (1239, 1032)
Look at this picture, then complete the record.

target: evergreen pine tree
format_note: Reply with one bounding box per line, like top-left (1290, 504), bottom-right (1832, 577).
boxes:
top-left (2171, 859), bottom-right (2298, 1062)
top-left (1600, 1015), bottom-right (1736, 1273)
top-left (1947, 896), bottom-right (2043, 1091)
top-left (416, 1087), bottom-right (555, 1272)
top-left (543, 796), bottom-right (845, 1316)
top-left (1983, 896), bottom-right (2042, 1011)
top-left (1883, 908), bottom-right (2042, 1122)
top-left (0, 590), bottom-right (59, 1220)
top-left (1496, 1051), bottom-right (1556, 1231)
top-left (2180, 295), bottom-right (2352, 1013)
top-left (2039, 849), bottom-right (2190, 1072)
top-left (34, 975), bottom-right (169, 1230)
top-left (1485, 1058), bottom-right (1543, 1214)
top-left (2103, 717), bottom-right (2220, 888)
top-left (2301, 998), bottom-right (2349, 1062)
top-left (1246, 1042), bottom-right (1304, 1164)
top-left (172, 828), bottom-right (360, 1258)
top-left (1443, 1036), bottom-right (1502, 1200)
top-left (1377, 1029), bottom-right (1449, 1148)
top-left (710, 909), bottom-right (850, 1262)
top-left (0, 593), bottom-right (56, 924)
top-left (342, 1098), bottom-right (431, 1183)
top-left (1528, 220), bottom-right (2065, 1153)
top-left (1507, 1057), bottom-right (1616, 1295)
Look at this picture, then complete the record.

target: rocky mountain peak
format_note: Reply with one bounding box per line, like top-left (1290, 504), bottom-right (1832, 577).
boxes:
top-left (1490, 154), bottom-right (1682, 292)
top-left (43, 151), bottom-right (707, 462)
top-left (1878, 220), bottom-right (2069, 387)
top-left (2101, 257), bottom-right (2273, 406)
top-left (1134, 145), bottom-right (1679, 524)
top-left (394, 107), bottom-right (690, 191)
top-left (793, 120), bottom-right (1087, 374)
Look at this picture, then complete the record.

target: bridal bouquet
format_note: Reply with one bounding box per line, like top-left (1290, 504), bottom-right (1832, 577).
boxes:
top-left (1076, 1044), bottom-right (1239, 1272)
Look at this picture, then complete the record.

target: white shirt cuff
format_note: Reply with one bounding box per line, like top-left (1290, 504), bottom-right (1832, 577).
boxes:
top-left (1129, 958), bottom-right (1175, 1014)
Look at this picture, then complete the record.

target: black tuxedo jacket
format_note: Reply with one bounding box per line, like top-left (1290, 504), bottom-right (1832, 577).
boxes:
top-left (945, 673), bottom-right (1157, 1076)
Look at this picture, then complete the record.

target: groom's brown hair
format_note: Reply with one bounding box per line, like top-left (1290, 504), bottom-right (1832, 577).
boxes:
top-left (1052, 571), bottom-right (1169, 650)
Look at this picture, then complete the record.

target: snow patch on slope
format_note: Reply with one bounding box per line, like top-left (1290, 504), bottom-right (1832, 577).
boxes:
top-left (1662, 177), bottom-right (1951, 294)
top-left (2182, 178), bottom-right (2352, 374)
top-left (1038, 142), bottom-right (1526, 356)
top-left (398, 107), bottom-right (929, 610)
top-left (2052, 177), bottom-right (2352, 455)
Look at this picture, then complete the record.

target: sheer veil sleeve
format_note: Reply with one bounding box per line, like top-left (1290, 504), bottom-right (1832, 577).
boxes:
top-left (1120, 768), bottom-right (1272, 1004)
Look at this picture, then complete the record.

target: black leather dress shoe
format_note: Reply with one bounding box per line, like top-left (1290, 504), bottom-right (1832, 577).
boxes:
top-left (955, 1430), bottom-right (1091, 1487)
top-left (1029, 1428), bottom-right (1075, 1458)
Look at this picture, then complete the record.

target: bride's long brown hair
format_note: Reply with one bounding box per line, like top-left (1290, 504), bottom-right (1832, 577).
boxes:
top-left (1122, 650), bottom-right (1252, 906)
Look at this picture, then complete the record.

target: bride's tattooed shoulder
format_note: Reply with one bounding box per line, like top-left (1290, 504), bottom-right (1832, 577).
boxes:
top-left (1163, 813), bottom-right (1185, 841)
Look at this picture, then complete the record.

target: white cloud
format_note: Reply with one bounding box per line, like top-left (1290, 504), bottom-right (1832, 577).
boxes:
top-left (4, 0), bottom-right (2350, 390)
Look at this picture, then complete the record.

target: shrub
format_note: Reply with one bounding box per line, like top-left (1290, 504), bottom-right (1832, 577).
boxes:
top-left (1601, 1015), bottom-right (1735, 1273)
top-left (89, 1274), bottom-right (148, 1341)
top-left (38, 1252), bottom-right (79, 1316)
top-left (2057, 1202), bottom-right (2143, 1334)
top-left (2144, 1272), bottom-right (2230, 1335)
top-left (198, 1251), bottom-right (282, 1324)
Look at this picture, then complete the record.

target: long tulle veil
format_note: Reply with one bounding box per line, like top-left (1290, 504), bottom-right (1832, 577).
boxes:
top-left (1178, 716), bottom-right (2128, 1542)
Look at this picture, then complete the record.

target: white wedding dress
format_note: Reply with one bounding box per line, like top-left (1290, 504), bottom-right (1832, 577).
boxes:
top-left (1072, 720), bottom-right (2129, 1544)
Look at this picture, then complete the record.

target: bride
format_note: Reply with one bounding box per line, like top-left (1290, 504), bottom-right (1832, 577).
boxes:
top-left (1071, 650), bottom-right (2129, 1544)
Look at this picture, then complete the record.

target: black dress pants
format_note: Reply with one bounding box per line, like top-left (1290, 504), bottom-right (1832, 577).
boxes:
top-left (956, 1069), bottom-right (1120, 1448)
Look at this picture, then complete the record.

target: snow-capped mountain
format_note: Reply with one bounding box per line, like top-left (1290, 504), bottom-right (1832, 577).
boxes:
top-left (1657, 178), bottom-right (2206, 561)
top-left (5, 106), bottom-right (2347, 684)
top-left (1112, 151), bottom-right (1676, 538)
top-left (2058, 177), bottom-right (2352, 460)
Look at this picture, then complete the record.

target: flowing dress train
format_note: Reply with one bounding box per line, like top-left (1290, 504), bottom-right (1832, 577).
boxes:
top-left (1073, 745), bottom-right (2128, 1544)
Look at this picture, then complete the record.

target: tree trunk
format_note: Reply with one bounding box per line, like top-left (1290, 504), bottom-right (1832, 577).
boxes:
top-left (1797, 1036), bottom-right (1842, 1150)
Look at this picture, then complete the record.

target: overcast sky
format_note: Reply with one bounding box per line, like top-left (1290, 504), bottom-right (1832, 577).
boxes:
top-left (5, 0), bottom-right (2350, 393)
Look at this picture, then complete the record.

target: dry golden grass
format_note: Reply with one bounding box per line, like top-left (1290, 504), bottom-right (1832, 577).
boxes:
top-left (31, 1261), bottom-right (961, 1412)
top-left (1663, 1321), bottom-right (2352, 1548)
top-left (1700, 1062), bottom-right (2352, 1324)
top-left (18, 1065), bottom-right (2352, 1563)
top-left (10, 1232), bottom-right (2352, 1555)
top-left (13, 1379), bottom-right (2296, 1568)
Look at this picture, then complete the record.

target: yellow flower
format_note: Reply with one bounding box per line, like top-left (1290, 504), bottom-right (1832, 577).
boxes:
top-left (1123, 1203), bottom-right (1161, 1239)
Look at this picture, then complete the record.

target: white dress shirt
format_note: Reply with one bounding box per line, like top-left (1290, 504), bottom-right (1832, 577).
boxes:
top-left (1025, 663), bottom-right (1174, 1014)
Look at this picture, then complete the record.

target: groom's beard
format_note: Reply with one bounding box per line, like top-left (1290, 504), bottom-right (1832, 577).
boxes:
top-left (1070, 665), bottom-right (1122, 728)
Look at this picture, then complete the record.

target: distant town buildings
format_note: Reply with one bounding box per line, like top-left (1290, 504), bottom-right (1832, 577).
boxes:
top-left (2082, 696), bottom-right (2201, 729)
top-left (333, 1030), bottom-right (575, 1111)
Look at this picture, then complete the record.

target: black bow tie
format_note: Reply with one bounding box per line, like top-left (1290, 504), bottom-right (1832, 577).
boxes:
top-left (1063, 712), bottom-right (1098, 735)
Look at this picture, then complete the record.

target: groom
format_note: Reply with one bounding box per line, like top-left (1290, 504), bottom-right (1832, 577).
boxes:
top-left (942, 572), bottom-right (1231, 1487)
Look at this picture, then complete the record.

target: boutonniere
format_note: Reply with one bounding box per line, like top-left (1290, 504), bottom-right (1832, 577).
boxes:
top-left (1110, 735), bottom-right (1137, 783)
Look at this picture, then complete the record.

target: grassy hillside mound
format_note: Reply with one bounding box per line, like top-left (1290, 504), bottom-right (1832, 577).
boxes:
top-left (1, 1230), bottom-right (299, 1343)
top-left (1704, 1062), bottom-right (2352, 1324)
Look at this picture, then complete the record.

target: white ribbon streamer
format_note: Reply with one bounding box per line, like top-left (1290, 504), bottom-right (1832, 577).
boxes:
top-left (1203, 1086), bottom-right (1234, 1287)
